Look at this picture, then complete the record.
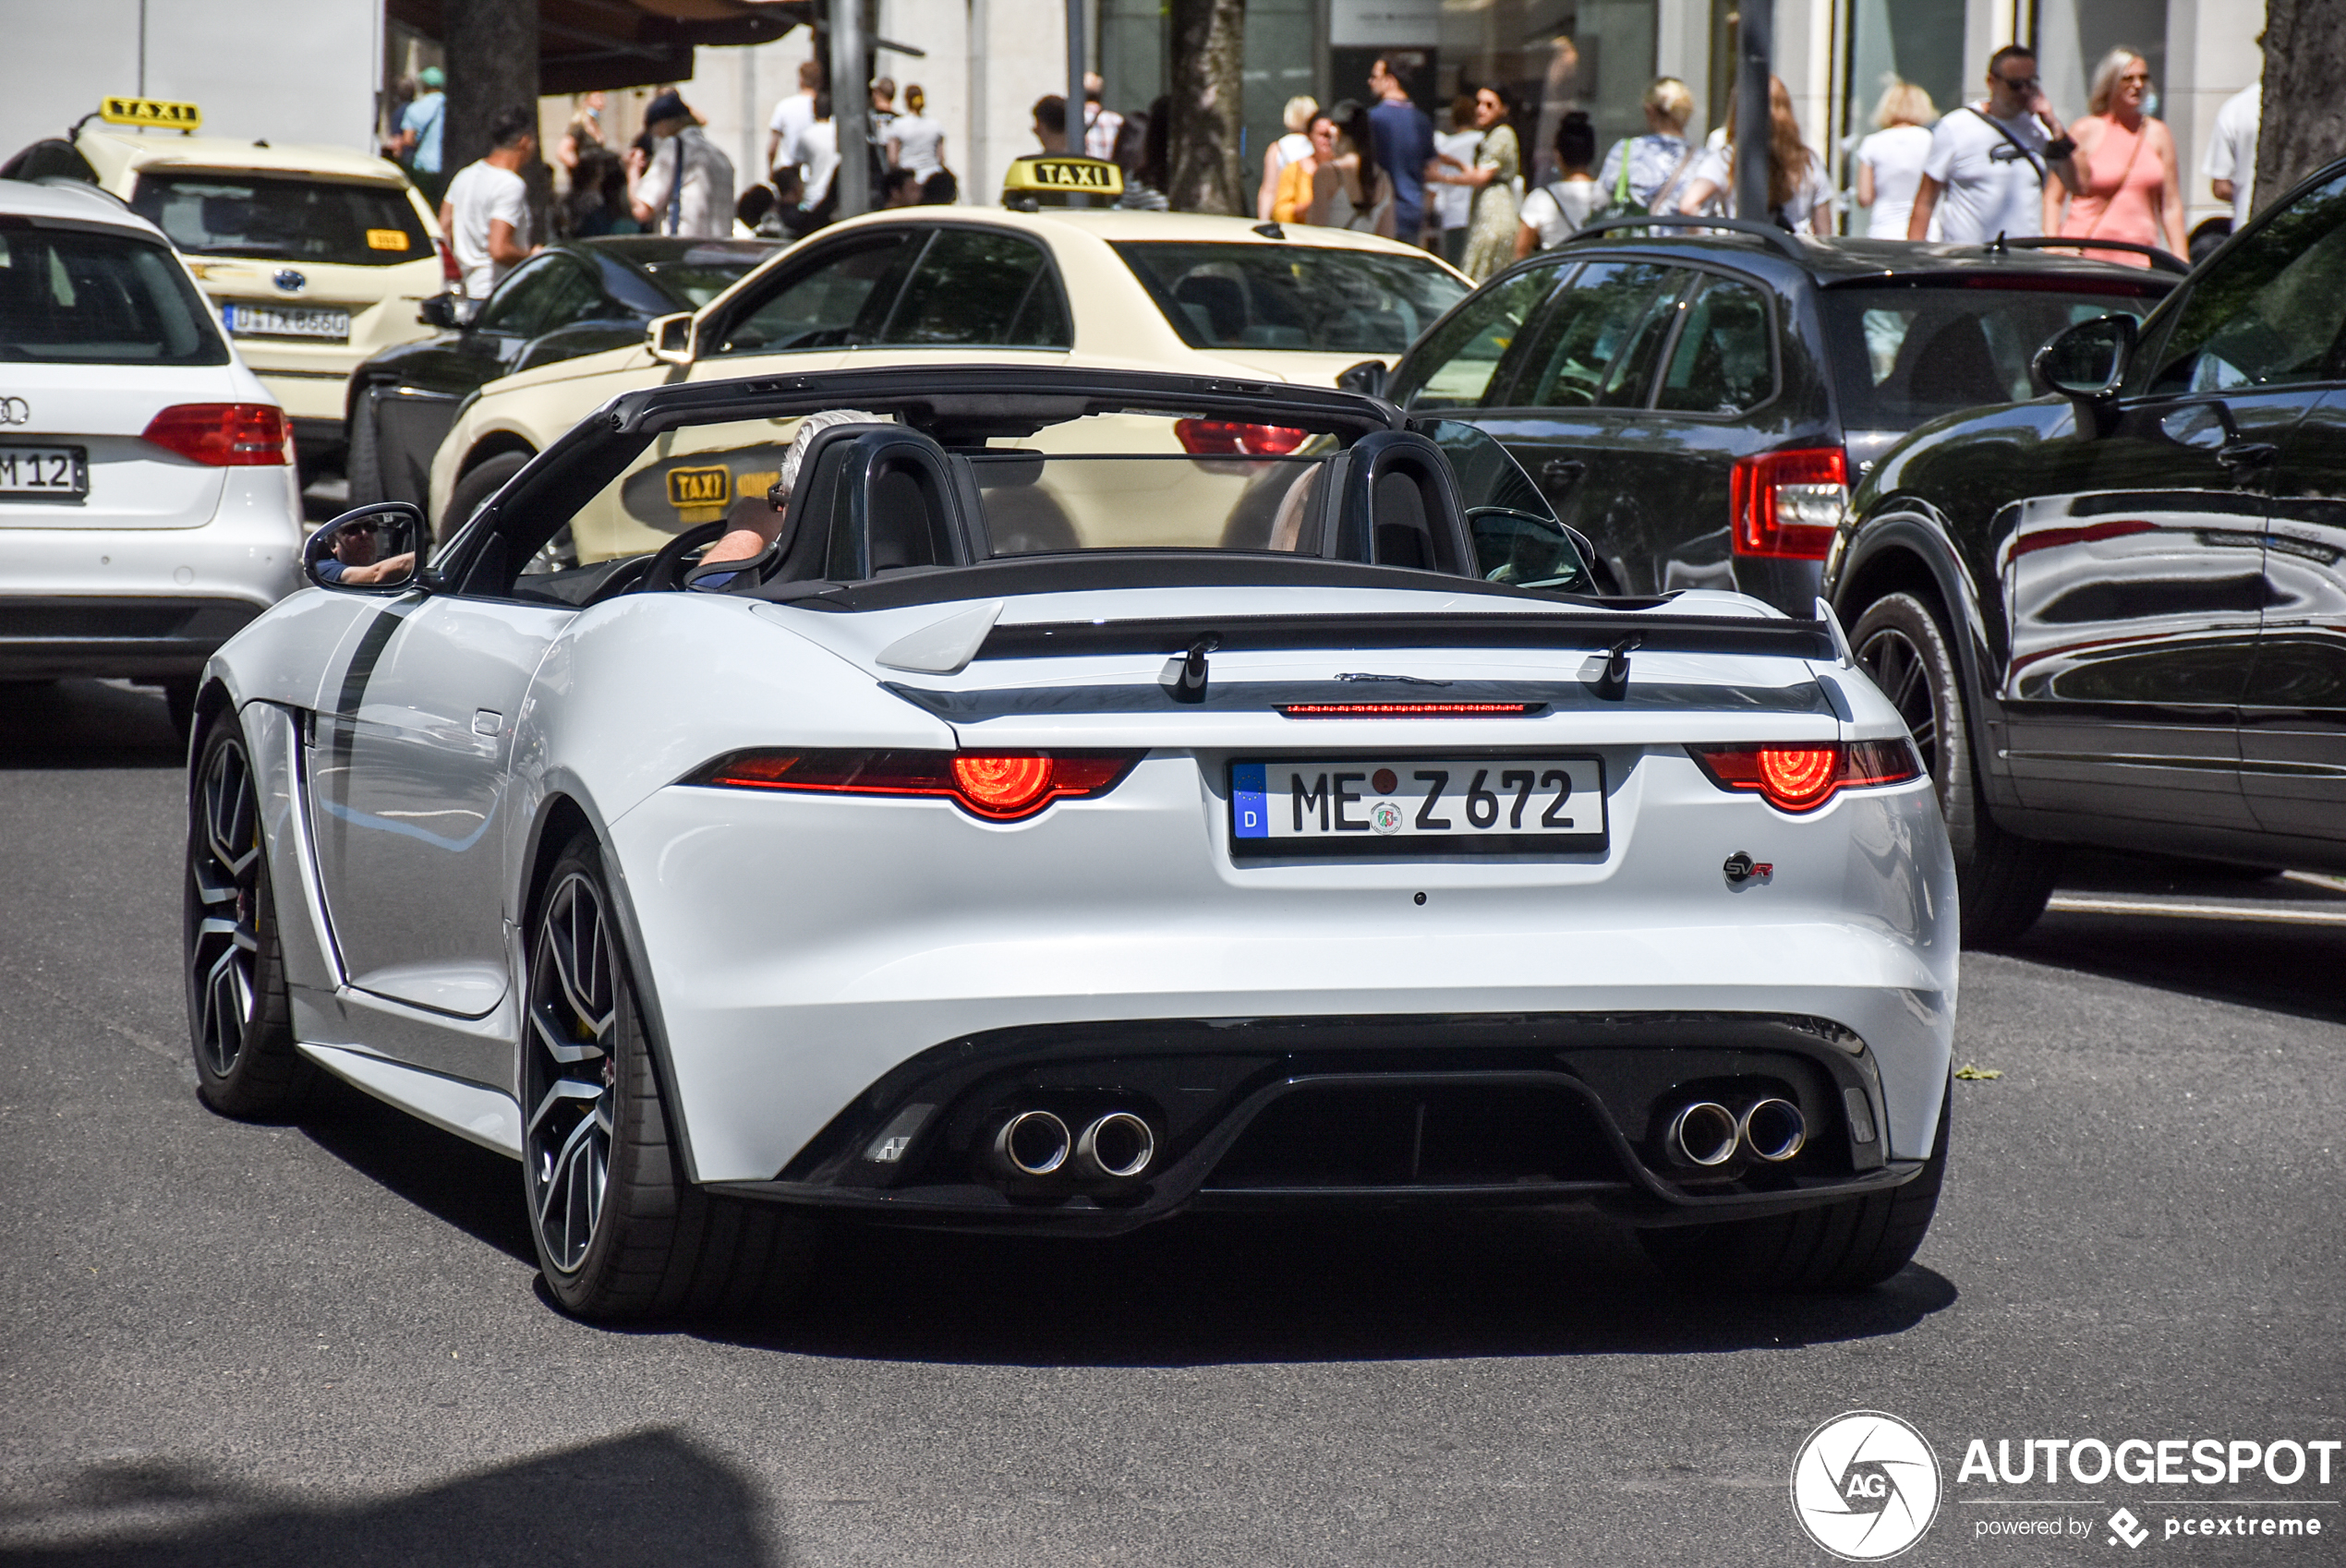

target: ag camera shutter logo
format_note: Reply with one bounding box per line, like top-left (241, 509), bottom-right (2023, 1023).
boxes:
top-left (1791, 1410), bottom-right (1942, 1560)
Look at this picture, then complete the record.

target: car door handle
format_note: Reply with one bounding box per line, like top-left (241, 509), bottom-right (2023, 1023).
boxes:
top-left (2216, 440), bottom-right (2279, 470)
top-left (1542, 459), bottom-right (1588, 488)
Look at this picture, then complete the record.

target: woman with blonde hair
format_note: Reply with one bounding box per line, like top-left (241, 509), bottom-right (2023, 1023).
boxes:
top-left (1855, 79), bottom-right (1938, 239)
top-left (2046, 48), bottom-right (2184, 265)
top-left (1678, 75), bottom-right (1831, 234)
top-left (1258, 95), bottom-right (1320, 220)
top-left (1595, 77), bottom-right (1699, 214)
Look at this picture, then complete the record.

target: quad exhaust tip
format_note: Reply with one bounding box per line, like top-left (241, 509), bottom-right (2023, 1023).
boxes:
top-left (994, 1109), bottom-right (1070, 1176)
top-left (1077, 1112), bottom-right (1155, 1179)
top-left (1740, 1098), bottom-right (1807, 1163)
top-left (1667, 1102), bottom-right (1739, 1168)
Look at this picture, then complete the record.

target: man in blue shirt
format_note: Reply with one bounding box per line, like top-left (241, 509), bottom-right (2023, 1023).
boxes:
top-left (314, 519), bottom-right (414, 586)
top-left (1368, 57), bottom-right (1435, 248)
top-left (397, 66), bottom-right (448, 205)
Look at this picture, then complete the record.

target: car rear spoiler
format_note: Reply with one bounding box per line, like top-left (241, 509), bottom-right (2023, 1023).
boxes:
top-left (976, 612), bottom-right (1837, 663)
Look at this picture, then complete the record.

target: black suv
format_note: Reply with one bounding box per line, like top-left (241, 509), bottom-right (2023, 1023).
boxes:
top-left (1381, 219), bottom-right (2175, 615)
top-left (1830, 160), bottom-right (2346, 942)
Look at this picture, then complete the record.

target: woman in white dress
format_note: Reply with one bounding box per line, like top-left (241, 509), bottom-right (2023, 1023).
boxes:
top-left (1854, 79), bottom-right (1937, 240)
top-left (885, 84), bottom-right (948, 182)
top-left (1676, 75), bottom-right (1832, 235)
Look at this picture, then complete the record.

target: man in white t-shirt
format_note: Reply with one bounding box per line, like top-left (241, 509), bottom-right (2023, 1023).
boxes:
top-left (1909, 43), bottom-right (2081, 244)
top-left (2206, 80), bottom-right (2260, 229)
top-left (629, 91), bottom-right (735, 236)
top-left (440, 108), bottom-right (538, 300)
top-left (767, 60), bottom-right (823, 181)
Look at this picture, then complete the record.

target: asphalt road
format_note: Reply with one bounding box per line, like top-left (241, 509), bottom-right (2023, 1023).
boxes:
top-left (3, 679), bottom-right (2340, 1568)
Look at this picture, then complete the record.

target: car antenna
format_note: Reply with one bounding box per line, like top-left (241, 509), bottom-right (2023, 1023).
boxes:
top-left (1253, 222), bottom-right (1286, 240)
top-left (1987, 230), bottom-right (2009, 255)
top-left (1161, 633), bottom-right (1219, 704)
top-left (1591, 634), bottom-right (1639, 701)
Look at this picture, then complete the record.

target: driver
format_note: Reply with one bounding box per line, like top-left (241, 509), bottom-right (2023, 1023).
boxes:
top-left (695, 408), bottom-right (889, 578)
top-left (315, 518), bottom-right (417, 586)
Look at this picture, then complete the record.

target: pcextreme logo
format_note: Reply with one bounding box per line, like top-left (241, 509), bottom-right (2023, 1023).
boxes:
top-left (1792, 1410), bottom-right (1944, 1560)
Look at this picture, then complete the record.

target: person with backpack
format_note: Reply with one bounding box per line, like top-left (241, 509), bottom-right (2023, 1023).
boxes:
top-left (1908, 43), bottom-right (2082, 243)
top-left (1516, 112), bottom-right (1602, 256)
top-left (1593, 78), bottom-right (1698, 217)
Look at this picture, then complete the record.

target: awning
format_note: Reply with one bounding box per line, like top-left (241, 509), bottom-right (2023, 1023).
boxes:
top-left (387, 0), bottom-right (817, 95)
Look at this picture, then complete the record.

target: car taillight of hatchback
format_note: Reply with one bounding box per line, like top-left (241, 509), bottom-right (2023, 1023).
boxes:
top-left (1730, 447), bottom-right (1847, 560)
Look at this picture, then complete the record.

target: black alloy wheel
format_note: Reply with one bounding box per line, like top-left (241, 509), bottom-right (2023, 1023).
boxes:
top-left (523, 866), bottom-right (619, 1277)
top-left (1849, 592), bottom-right (2059, 944)
top-left (185, 719), bottom-right (309, 1116)
top-left (521, 831), bottom-right (818, 1321)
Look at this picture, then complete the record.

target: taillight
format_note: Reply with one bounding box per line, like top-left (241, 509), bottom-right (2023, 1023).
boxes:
top-left (683, 749), bottom-right (1139, 821)
top-left (141, 404), bottom-right (293, 466)
top-left (1174, 419), bottom-right (1309, 456)
top-left (1730, 447), bottom-right (1847, 560)
top-left (1687, 739), bottom-right (1922, 813)
top-left (438, 238), bottom-right (461, 286)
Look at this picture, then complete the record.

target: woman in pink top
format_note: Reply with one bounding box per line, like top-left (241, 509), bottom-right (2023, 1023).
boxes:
top-left (2046, 49), bottom-right (2185, 266)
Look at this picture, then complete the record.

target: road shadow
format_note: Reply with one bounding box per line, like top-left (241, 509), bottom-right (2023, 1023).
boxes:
top-left (2003, 850), bottom-right (2346, 1027)
top-left (704, 1210), bottom-right (1957, 1369)
top-left (291, 1055), bottom-right (1956, 1369)
top-left (0, 1429), bottom-right (780, 1567)
top-left (297, 1076), bottom-right (538, 1266)
top-left (0, 680), bottom-right (182, 770)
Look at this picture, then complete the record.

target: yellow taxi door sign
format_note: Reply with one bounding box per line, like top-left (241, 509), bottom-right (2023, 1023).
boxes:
top-left (100, 96), bottom-right (203, 131)
top-left (667, 464), bottom-right (732, 520)
top-left (1001, 155), bottom-right (1123, 204)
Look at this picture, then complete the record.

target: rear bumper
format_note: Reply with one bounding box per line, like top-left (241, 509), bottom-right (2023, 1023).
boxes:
top-left (707, 1010), bottom-right (1922, 1235)
top-left (0, 490), bottom-right (302, 678)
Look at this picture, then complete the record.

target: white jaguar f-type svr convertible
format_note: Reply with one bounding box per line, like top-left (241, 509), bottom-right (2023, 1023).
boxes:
top-left (185, 366), bottom-right (1957, 1321)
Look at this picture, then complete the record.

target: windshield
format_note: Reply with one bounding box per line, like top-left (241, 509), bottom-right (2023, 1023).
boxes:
top-left (129, 173), bottom-right (431, 267)
top-left (1113, 242), bottom-right (1469, 356)
top-left (0, 226), bottom-right (229, 365)
top-left (638, 253), bottom-right (768, 308)
top-left (1820, 279), bottom-right (2167, 430)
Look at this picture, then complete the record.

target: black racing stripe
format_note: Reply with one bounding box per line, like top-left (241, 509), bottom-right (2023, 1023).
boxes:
top-left (329, 596), bottom-right (425, 764)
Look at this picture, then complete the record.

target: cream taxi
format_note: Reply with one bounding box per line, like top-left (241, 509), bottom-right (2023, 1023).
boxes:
top-left (64, 99), bottom-right (447, 479)
top-left (425, 159), bottom-right (1470, 558)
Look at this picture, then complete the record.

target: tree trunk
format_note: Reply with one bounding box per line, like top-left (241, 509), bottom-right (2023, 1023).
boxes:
top-left (2254, 0), bottom-right (2346, 215)
top-left (443, 0), bottom-right (550, 231)
top-left (1167, 0), bottom-right (1245, 214)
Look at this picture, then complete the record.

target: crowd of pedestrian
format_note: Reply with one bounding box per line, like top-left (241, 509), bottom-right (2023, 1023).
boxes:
top-left (389, 30), bottom-right (2247, 298)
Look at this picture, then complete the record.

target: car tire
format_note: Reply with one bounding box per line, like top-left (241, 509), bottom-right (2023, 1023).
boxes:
top-left (440, 450), bottom-right (530, 544)
top-left (1639, 1079), bottom-right (1949, 1294)
top-left (186, 718), bottom-right (313, 1117)
top-left (1850, 591), bottom-right (2059, 944)
top-left (345, 388), bottom-right (383, 506)
top-left (522, 830), bottom-right (816, 1321)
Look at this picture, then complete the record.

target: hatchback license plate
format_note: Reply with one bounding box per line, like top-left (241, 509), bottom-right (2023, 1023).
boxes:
top-left (0, 445), bottom-right (87, 501)
top-left (1231, 756), bottom-right (1606, 856)
top-left (223, 303), bottom-right (351, 340)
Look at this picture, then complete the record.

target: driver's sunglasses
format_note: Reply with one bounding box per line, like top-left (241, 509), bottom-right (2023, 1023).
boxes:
top-left (1997, 72), bottom-right (2039, 89)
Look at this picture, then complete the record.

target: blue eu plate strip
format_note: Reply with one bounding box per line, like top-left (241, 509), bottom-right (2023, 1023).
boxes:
top-left (1231, 762), bottom-right (1267, 838)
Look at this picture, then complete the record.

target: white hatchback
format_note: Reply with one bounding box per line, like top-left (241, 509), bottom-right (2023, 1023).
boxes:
top-left (0, 179), bottom-right (303, 731)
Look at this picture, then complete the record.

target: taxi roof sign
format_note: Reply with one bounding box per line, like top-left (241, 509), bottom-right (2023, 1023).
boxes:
top-left (99, 96), bottom-right (203, 132)
top-left (1001, 154), bottom-right (1122, 205)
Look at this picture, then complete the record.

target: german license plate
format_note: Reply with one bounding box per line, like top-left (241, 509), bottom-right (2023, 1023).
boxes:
top-left (1231, 756), bottom-right (1606, 856)
top-left (0, 445), bottom-right (87, 501)
top-left (223, 303), bottom-right (351, 340)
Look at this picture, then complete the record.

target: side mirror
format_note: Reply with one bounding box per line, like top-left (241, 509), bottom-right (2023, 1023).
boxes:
top-left (647, 311), bottom-right (698, 366)
top-left (417, 293), bottom-right (460, 330)
top-left (2034, 313), bottom-right (2136, 403)
top-left (305, 501), bottom-right (426, 595)
top-left (1336, 358), bottom-right (1389, 399)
